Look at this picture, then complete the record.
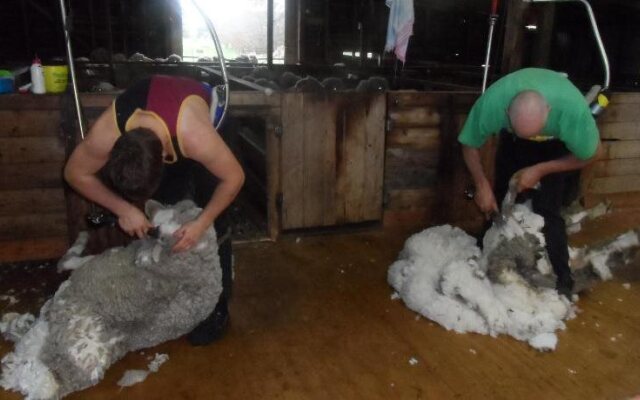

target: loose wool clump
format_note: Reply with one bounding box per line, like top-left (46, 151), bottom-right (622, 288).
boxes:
top-left (116, 353), bottom-right (169, 388)
top-left (1, 200), bottom-right (222, 400)
top-left (573, 230), bottom-right (640, 281)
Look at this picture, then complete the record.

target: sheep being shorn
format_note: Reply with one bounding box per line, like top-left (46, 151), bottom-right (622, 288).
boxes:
top-left (1, 200), bottom-right (222, 400)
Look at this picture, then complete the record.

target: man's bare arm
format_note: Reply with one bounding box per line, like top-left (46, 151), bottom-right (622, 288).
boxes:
top-left (462, 144), bottom-right (497, 216)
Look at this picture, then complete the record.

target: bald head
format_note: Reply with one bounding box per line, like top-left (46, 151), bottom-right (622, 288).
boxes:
top-left (508, 90), bottom-right (550, 139)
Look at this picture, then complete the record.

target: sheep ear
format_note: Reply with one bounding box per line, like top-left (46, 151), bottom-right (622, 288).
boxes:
top-left (144, 199), bottom-right (165, 219)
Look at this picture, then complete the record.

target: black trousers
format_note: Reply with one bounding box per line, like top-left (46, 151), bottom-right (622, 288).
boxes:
top-left (494, 131), bottom-right (578, 288)
top-left (152, 158), bottom-right (233, 302)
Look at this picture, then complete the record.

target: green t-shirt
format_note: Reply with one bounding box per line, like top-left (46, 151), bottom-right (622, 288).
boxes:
top-left (458, 68), bottom-right (600, 160)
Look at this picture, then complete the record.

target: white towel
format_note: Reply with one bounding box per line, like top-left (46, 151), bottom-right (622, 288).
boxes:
top-left (384, 0), bottom-right (414, 63)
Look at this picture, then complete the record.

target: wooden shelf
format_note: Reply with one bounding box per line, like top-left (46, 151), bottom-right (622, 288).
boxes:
top-left (0, 237), bottom-right (68, 263)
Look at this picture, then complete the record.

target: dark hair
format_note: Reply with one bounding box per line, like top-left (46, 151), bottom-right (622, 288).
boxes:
top-left (101, 128), bottom-right (164, 202)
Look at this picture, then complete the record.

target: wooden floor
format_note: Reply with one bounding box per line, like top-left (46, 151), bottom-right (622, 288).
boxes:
top-left (1, 211), bottom-right (640, 400)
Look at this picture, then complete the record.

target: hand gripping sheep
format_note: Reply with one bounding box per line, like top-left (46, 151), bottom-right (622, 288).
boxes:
top-left (1, 200), bottom-right (222, 400)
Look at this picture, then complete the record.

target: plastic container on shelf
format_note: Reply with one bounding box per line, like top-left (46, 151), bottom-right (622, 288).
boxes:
top-left (30, 56), bottom-right (46, 94)
top-left (0, 70), bottom-right (14, 94)
top-left (43, 65), bottom-right (69, 93)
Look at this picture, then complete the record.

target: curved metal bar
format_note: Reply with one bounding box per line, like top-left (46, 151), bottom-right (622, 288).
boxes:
top-left (58, 0), bottom-right (86, 138)
top-left (525, 0), bottom-right (610, 89)
top-left (189, 0), bottom-right (230, 129)
top-left (578, 0), bottom-right (610, 89)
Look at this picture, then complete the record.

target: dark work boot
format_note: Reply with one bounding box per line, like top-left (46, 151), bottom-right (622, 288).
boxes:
top-left (187, 298), bottom-right (229, 346)
top-left (556, 275), bottom-right (575, 302)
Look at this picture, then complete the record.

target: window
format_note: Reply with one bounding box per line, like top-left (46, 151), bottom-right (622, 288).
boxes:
top-left (181, 0), bottom-right (285, 64)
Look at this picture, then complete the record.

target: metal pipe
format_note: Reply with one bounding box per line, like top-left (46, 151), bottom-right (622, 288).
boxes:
top-left (59, 0), bottom-right (110, 226)
top-left (524, 0), bottom-right (610, 89)
top-left (358, 21), bottom-right (365, 67)
top-left (58, 0), bottom-right (86, 138)
top-left (481, 15), bottom-right (498, 92)
top-left (575, 0), bottom-right (610, 89)
top-left (189, 0), bottom-right (230, 129)
top-left (481, 0), bottom-right (500, 92)
top-left (267, 0), bottom-right (274, 67)
top-left (198, 66), bottom-right (268, 92)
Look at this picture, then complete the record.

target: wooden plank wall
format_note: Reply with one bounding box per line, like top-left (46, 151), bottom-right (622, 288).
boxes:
top-left (584, 92), bottom-right (640, 209)
top-left (0, 96), bottom-right (68, 261)
top-left (3, 89), bottom-right (635, 260)
top-left (224, 92), bottom-right (282, 239)
top-left (383, 91), bottom-right (493, 233)
top-left (280, 92), bottom-right (386, 230)
top-left (337, 93), bottom-right (386, 224)
top-left (385, 91), bottom-right (640, 231)
top-left (0, 93), bottom-right (118, 262)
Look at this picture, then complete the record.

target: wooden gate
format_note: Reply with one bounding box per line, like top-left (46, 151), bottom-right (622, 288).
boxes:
top-left (280, 92), bottom-right (386, 230)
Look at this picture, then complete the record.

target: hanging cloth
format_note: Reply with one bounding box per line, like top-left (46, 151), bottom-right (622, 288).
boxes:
top-left (384, 0), bottom-right (414, 63)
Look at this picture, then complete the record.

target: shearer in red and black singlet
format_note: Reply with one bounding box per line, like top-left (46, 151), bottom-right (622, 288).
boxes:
top-left (64, 75), bottom-right (244, 345)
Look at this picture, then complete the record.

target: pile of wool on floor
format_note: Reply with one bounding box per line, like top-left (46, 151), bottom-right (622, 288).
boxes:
top-left (388, 204), bottom-right (638, 351)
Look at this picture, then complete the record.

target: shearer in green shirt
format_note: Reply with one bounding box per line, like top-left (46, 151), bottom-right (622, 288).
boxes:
top-left (458, 68), bottom-right (602, 299)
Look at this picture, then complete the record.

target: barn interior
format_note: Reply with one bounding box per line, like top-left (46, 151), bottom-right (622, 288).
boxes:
top-left (1, 0), bottom-right (640, 399)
